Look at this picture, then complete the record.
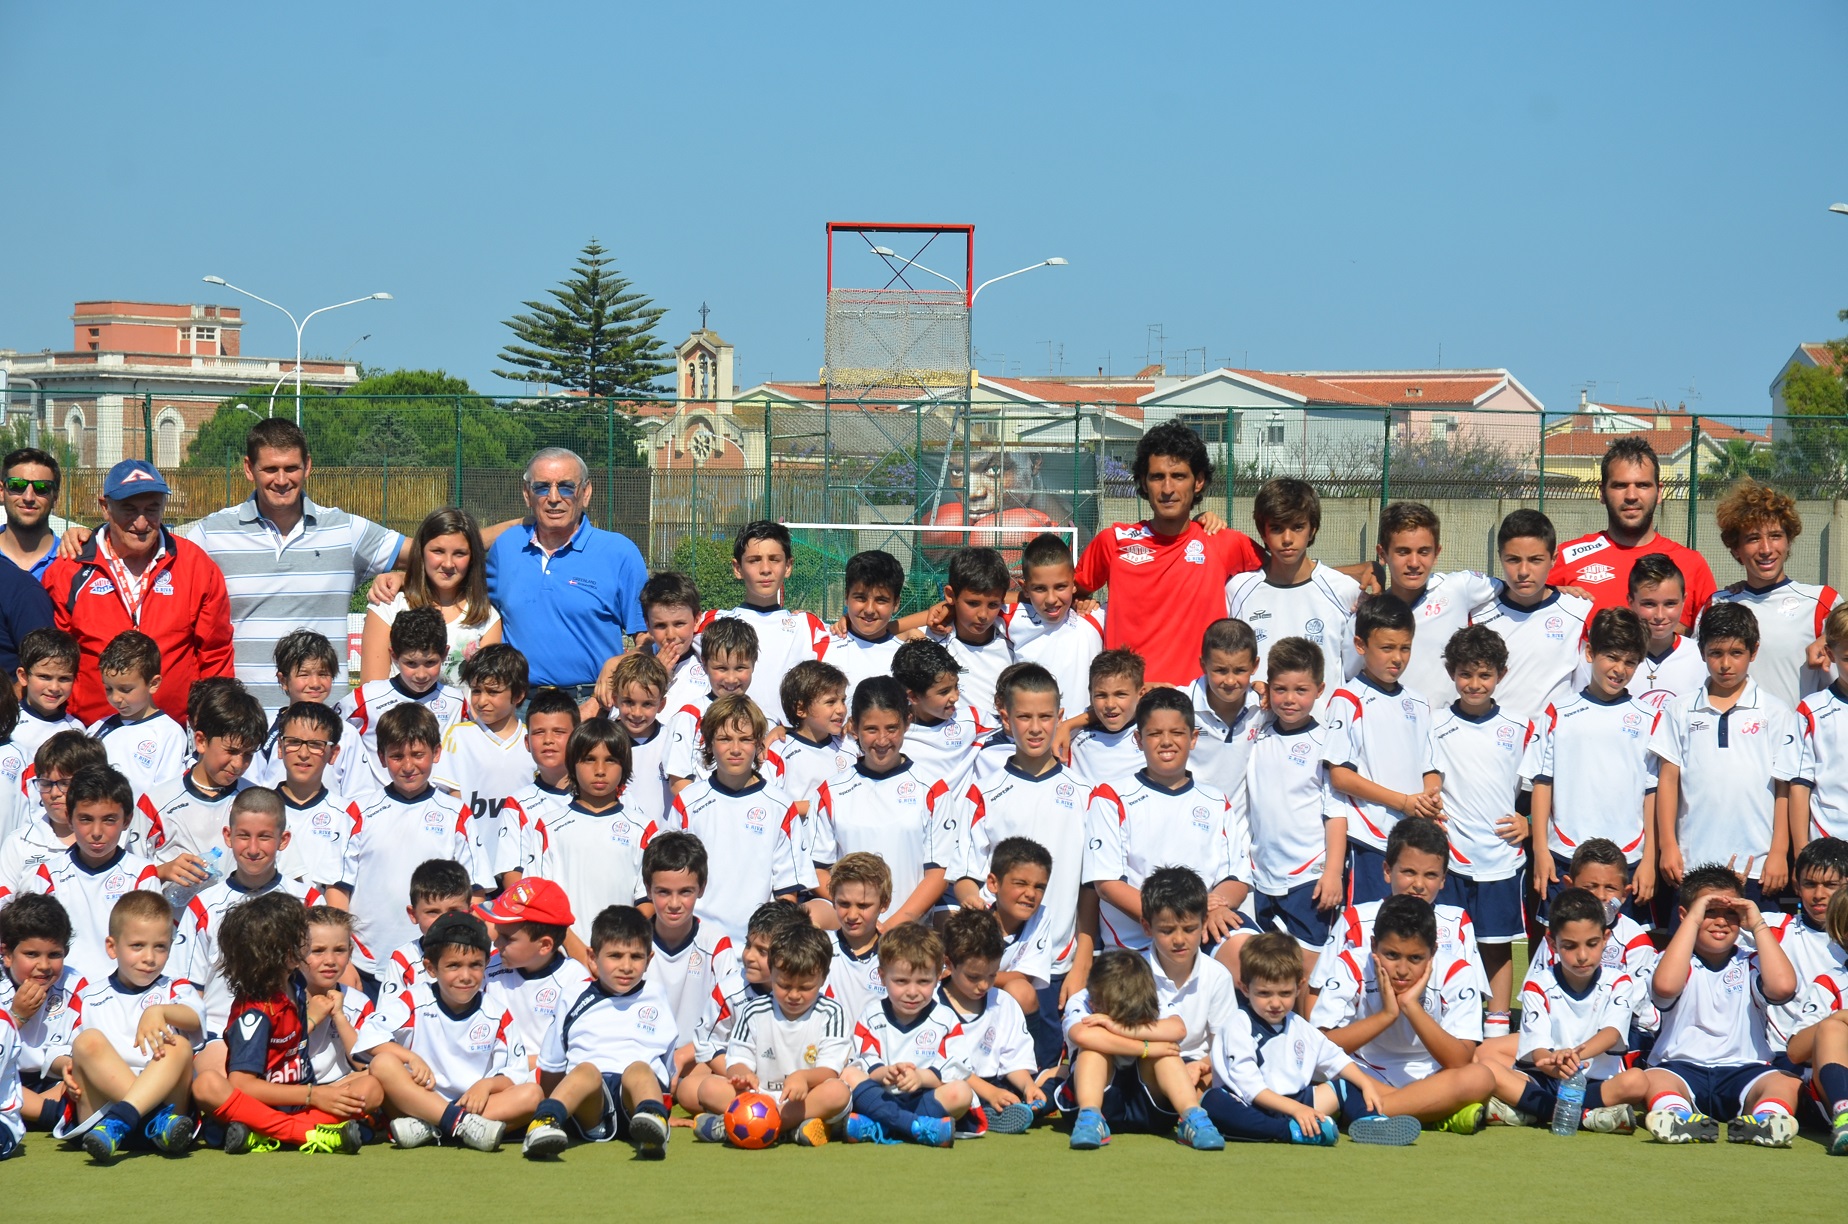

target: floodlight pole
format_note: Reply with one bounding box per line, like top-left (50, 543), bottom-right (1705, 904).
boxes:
top-left (202, 276), bottom-right (392, 424)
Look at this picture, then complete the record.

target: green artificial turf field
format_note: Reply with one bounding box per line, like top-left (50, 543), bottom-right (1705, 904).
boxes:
top-left (11, 1123), bottom-right (1844, 1223)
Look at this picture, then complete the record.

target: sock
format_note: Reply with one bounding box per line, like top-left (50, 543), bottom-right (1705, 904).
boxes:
top-left (1751, 1100), bottom-right (1792, 1120)
top-left (1814, 1063), bottom-right (1848, 1120)
top-left (1649, 1092), bottom-right (1693, 1119)
top-left (439, 1101), bottom-right (466, 1137)
top-left (1484, 1012), bottom-right (1511, 1039)
top-left (102, 1100), bottom-right (143, 1131)
top-left (533, 1099), bottom-right (570, 1128)
top-left (635, 1098), bottom-right (668, 1119)
top-left (213, 1089), bottom-right (321, 1145)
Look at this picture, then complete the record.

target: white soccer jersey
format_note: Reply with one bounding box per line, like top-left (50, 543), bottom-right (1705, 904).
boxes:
top-left (0, 1012), bottom-right (19, 1148)
top-left (306, 985), bottom-right (374, 1082)
top-left (89, 712), bottom-right (189, 799)
top-left (726, 994), bottom-right (851, 1092)
top-left (625, 723), bottom-right (673, 837)
top-left (1083, 773), bottom-right (1239, 952)
top-left (485, 952), bottom-right (594, 1079)
top-left (76, 972), bottom-right (204, 1072)
top-left (1650, 680), bottom-right (1800, 882)
top-left (338, 786), bottom-right (478, 976)
top-left (1531, 912), bottom-right (1660, 991)
top-left (537, 800), bottom-right (657, 943)
top-left (709, 603), bottom-right (829, 727)
top-left (381, 937), bottom-right (434, 996)
top-left (662, 694), bottom-right (712, 782)
top-left (0, 742), bottom-right (26, 845)
top-left (961, 761), bottom-right (1087, 974)
top-left (1649, 947), bottom-right (1777, 1066)
top-left (1007, 605), bottom-right (1107, 721)
top-left (1521, 689), bottom-right (1660, 862)
top-left (810, 761), bottom-right (950, 922)
top-left (1321, 675), bottom-right (1438, 853)
top-left (1225, 563), bottom-right (1362, 682)
top-left (243, 731), bottom-right (285, 790)
top-left (823, 933), bottom-right (886, 1026)
top-left (1235, 717), bottom-right (1339, 896)
top-left (12, 708), bottom-right (82, 761)
top-left (1308, 948), bottom-right (1483, 1088)
top-left (1401, 570), bottom-right (1499, 707)
top-left (997, 903), bottom-right (1056, 989)
top-left (939, 985), bottom-right (1034, 1080)
top-left (1762, 913), bottom-right (1848, 1051)
top-left (129, 774), bottom-right (249, 864)
top-left (697, 940), bottom-right (767, 1061)
top-left (0, 815), bottom-right (67, 901)
top-left (1576, 636), bottom-right (1708, 712)
top-left (0, 965), bottom-right (85, 1079)
top-left (1067, 724), bottom-right (1142, 790)
top-left (355, 981), bottom-right (518, 1099)
top-left (902, 705), bottom-right (993, 801)
top-left (1149, 947), bottom-right (1239, 1061)
top-left (826, 630), bottom-right (903, 712)
top-left (1776, 968), bottom-right (1848, 1050)
top-left (18, 847), bottom-right (162, 982)
top-left (537, 977), bottom-right (678, 1088)
top-left (1429, 703), bottom-right (1529, 881)
top-left (926, 626), bottom-right (1015, 726)
top-left (670, 775), bottom-right (800, 941)
top-left (278, 785), bottom-right (360, 892)
top-left (1211, 1005), bottom-right (1350, 1101)
top-left (778, 732), bottom-right (855, 814)
top-left (1480, 586), bottom-right (1594, 726)
top-left (502, 778), bottom-right (572, 880)
top-left (1517, 964), bottom-right (1640, 1079)
top-left (1311, 901), bottom-right (1488, 999)
top-left (1797, 684), bottom-right (1848, 840)
top-left (179, 873), bottom-right (321, 1035)
top-left (660, 652), bottom-right (709, 725)
top-left (1188, 681), bottom-right (1263, 802)
top-left (851, 997), bottom-right (969, 1078)
top-left (333, 677), bottom-right (469, 800)
top-left (432, 719), bottom-right (535, 881)
top-left (1707, 579), bottom-right (1839, 710)
top-left (648, 921), bottom-right (727, 1052)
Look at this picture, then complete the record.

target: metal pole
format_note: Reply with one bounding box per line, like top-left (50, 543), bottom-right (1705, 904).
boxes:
top-left (452, 396), bottom-right (463, 506)
top-left (1536, 411), bottom-right (1547, 513)
top-left (294, 320), bottom-right (304, 426)
top-left (382, 446), bottom-right (389, 532)
top-left (1224, 406), bottom-right (1234, 524)
top-left (1379, 409), bottom-right (1393, 508)
top-left (142, 392), bottom-right (154, 463)
top-left (1686, 414), bottom-right (1701, 548)
top-left (605, 397), bottom-right (617, 528)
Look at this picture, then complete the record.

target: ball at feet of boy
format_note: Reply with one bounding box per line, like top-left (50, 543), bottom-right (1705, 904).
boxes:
top-left (726, 1092), bottom-right (782, 1149)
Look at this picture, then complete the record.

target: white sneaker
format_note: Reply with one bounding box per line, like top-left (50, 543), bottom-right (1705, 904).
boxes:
top-left (390, 1116), bottom-right (437, 1149)
top-left (454, 1113), bottom-right (505, 1152)
top-left (522, 1121), bottom-right (570, 1160)
top-left (1580, 1104), bottom-right (1635, 1134)
top-left (1485, 1098), bottom-right (1534, 1128)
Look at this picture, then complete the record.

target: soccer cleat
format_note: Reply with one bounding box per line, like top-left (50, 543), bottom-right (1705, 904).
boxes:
top-left (1828, 1112), bottom-right (1848, 1156)
top-left (1437, 1103), bottom-right (1485, 1135)
top-left (144, 1105), bottom-right (195, 1155)
top-left (1726, 1113), bottom-right (1796, 1148)
top-left (692, 1113), bottom-right (728, 1143)
top-left (522, 1121), bottom-right (570, 1160)
top-left (1068, 1108), bottom-right (1111, 1150)
top-left (909, 1116), bottom-right (955, 1147)
top-left (454, 1113), bottom-right (505, 1152)
top-left (1645, 1109), bottom-right (1718, 1144)
top-left (299, 1122), bottom-right (362, 1154)
top-left (630, 1110), bottom-right (669, 1159)
top-left (842, 1113), bottom-right (889, 1145)
top-left (1348, 1114), bottom-right (1421, 1146)
top-left (1288, 1116), bottom-right (1339, 1146)
top-left (1580, 1104), bottom-right (1635, 1134)
top-left (1485, 1098), bottom-right (1534, 1128)
top-left (222, 1121), bottom-right (281, 1155)
top-left (793, 1117), bottom-right (829, 1147)
top-left (988, 1102), bottom-right (1036, 1135)
top-left (1175, 1106), bottom-right (1225, 1151)
top-left (82, 1115), bottom-right (132, 1164)
top-left (390, 1116), bottom-right (438, 1149)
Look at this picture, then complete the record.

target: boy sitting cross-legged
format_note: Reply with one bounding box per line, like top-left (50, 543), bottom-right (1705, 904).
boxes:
top-left (477, 878), bottom-right (593, 1087)
top-left (937, 908), bottom-right (1047, 1135)
top-left (0, 894), bottom-right (84, 1134)
top-left (840, 922), bottom-right (975, 1147)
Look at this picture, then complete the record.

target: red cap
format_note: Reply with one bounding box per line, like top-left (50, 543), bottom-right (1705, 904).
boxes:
top-left (473, 877), bottom-right (575, 927)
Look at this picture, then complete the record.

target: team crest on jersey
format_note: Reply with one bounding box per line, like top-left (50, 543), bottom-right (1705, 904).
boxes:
top-left (1495, 725), bottom-right (1518, 748)
top-left (88, 577), bottom-right (116, 596)
top-left (311, 811), bottom-right (332, 829)
top-left (1399, 698), bottom-right (1416, 718)
top-left (896, 781), bottom-right (918, 801)
top-left (1544, 616), bottom-right (1565, 641)
top-left (1115, 524), bottom-right (1151, 541)
top-left (1305, 618), bottom-right (1325, 637)
top-left (611, 823), bottom-right (632, 845)
top-left (636, 1005), bottom-right (660, 1033)
top-left (135, 739), bottom-right (158, 768)
top-left (1622, 712), bottom-right (1644, 738)
top-left (1577, 563), bottom-right (1617, 585)
top-left (46, 987), bottom-right (66, 1016)
top-left (1288, 740), bottom-right (1313, 764)
top-left (424, 808), bottom-right (447, 829)
top-left (1055, 781), bottom-right (1076, 805)
top-left (1121, 543), bottom-right (1155, 566)
top-left (745, 806), bottom-right (768, 832)
top-left (0, 758), bottom-right (17, 783)
top-left (913, 1030), bottom-right (937, 1053)
top-left (1183, 539), bottom-right (1206, 566)
top-left (1779, 596), bottom-right (1805, 619)
top-left (103, 871), bottom-right (133, 897)
top-left (1721, 960), bottom-right (1747, 995)
top-left (536, 986), bottom-right (560, 1012)
top-left (152, 573), bottom-right (174, 596)
top-left (466, 1018), bottom-right (495, 1051)
top-left (803, 1043), bottom-right (819, 1067)
top-left (1190, 805), bottom-right (1212, 831)
top-left (1293, 1037), bottom-right (1306, 1063)
top-left (944, 723), bottom-right (966, 745)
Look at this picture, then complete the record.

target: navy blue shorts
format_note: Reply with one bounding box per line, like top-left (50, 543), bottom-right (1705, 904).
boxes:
top-left (1053, 1062), bottom-right (1177, 1133)
top-left (1255, 879), bottom-right (1336, 949)
top-left (1440, 871), bottom-right (1527, 943)
top-left (1347, 843), bottom-right (1390, 906)
top-left (1519, 1070), bottom-right (1610, 1114)
top-left (572, 1070), bottom-right (663, 1142)
top-left (1652, 1060), bottom-right (1780, 1120)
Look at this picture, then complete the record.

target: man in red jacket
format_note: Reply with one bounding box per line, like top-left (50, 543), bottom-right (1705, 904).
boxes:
top-left (41, 460), bottom-right (235, 725)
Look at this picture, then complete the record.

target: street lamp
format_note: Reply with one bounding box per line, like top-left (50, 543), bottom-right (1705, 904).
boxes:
top-left (201, 276), bottom-right (392, 425)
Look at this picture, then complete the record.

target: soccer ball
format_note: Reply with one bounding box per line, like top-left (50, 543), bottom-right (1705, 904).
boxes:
top-left (725, 1091), bottom-right (781, 1149)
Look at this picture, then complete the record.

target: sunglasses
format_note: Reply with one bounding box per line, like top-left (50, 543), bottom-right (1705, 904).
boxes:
top-left (528, 481), bottom-right (578, 499)
top-left (4, 478), bottom-right (54, 495)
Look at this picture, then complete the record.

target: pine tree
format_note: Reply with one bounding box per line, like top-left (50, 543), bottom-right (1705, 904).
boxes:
top-left (495, 239), bottom-right (672, 397)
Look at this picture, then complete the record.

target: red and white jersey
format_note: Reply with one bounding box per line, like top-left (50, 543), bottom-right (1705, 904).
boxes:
top-left (433, 719), bottom-right (534, 881)
top-left (779, 731), bottom-right (855, 813)
top-left (925, 626), bottom-right (1015, 727)
top-left (306, 984), bottom-right (373, 1082)
top-left (826, 630), bottom-right (903, 712)
top-left (0, 965), bottom-right (85, 1078)
top-left (1480, 586), bottom-right (1594, 726)
top-left (1225, 563), bottom-right (1363, 683)
top-left (938, 985), bottom-right (1034, 1080)
top-left (707, 604), bottom-right (830, 727)
top-left (1233, 718), bottom-right (1338, 896)
top-left (1005, 603), bottom-right (1107, 721)
top-left (671, 775), bottom-right (800, 942)
top-left (338, 786), bottom-right (478, 976)
top-left (1649, 946), bottom-right (1776, 1066)
top-left (997, 903), bottom-right (1056, 989)
top-left (1321, 676), bottom-right (1438, 852)
top-left (1532, 911), bottom-right (1658, 984)
top-left (1188, 682), bottom-right (1263, 802)
top-left (502, 778), bottom-right (571, 880)
top-left (648, 920), bottom-right (727, 1052)
top-left (1067, 724), bottom-right (1141, 789)
top-left (660, 652), bottom-right (709, 721)
top-left (901, 706), bottom-right (992, 803)
top-left (1775, 968), bottom-right (1848, 1051)
top-left (1521, 689), bottom-right (1660, 862)
top-left (277, 786), bottom-right (360, 893)
top-left (1705, 579), bottom-right (1838, 709)
top-left (1517, 964), bottom-right (1641, 1079)
top-left (1308, 948), bottom-right (1482, 1088)
top-left (379, 936), bottom-right (439, 999)
top-left (243, 731), bottom-right (285, 790)
top-left (1149, 947), bottom-right (1240, 1060)
top-left (1650, 680), bottom-right (1800, 881)
top-left (961, 761), bottom-right (1087, 974)
top-left (1429, 703), bottom-right (1529, 881)
top-left (88, 711), bottom-right (188, 799)
top-left (11, 708), bottom-right (82, 762)
top-left (0, 741), bottom-right (27, 845)
top-left (129, 774), bottom-right (248, 864)
top-left (624, 723), bottom-right (673, 836)
top-left (355, 981), bottom-right (518, 1099)
top-left (1549, 530), bottom-right (1716, 629)
top-left (1797, 684), bottom-right (1848, 840)
top-left (1400, 570), bottom-right (1499, 706)
top-left (1761, 913), bottom-right (1848, 1051)
top-left (1311, 900), bottom-right (1488, 996)
top-left (333, 677), bottom-right (469, 800)
top-left (811, 761), bottom-right (950, 922)
top-left (823, 933), bottom-right (886, 1027)
top-left (536, 977), bottom-right (677, 1087)
top-left (1083, 773), bottom-right (1239, 952)
top-left (662, 693), bottom-right (713, 782)
top-left (694, 957), bottom-right (766, 1064)
top-left (726, 993), bottom-right (852, 1092)
top-left (485, 951), bottom-right (594, 1080)
top-left (851, 997), bottom-right (970, 1079)
top-left (76, 972), bottom-right (204, 1073)
top-left (0, 815), bottom-right (67, 900)
top-left (1212, 1004), bottom-right (1349, 1101)
top-left (1074, 520), bottom-right (1263, 686)
top-left (17, 847), bottom-right (161, 982)
top-left (180, 873), bottom-right (320, 1034)
top-left (537, 801), bottom-right (656, 943)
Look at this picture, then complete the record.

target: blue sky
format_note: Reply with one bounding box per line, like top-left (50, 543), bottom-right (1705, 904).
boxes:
top-left (4, 2), bottom-right (1845, 415)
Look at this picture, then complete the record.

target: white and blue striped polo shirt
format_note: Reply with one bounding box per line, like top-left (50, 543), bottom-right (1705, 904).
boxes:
top-left (182, 496), bottom-right (402, 711)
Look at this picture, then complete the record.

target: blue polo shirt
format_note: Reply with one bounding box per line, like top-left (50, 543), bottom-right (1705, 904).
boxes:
top-left (486, 517), bottom-right (646, 688)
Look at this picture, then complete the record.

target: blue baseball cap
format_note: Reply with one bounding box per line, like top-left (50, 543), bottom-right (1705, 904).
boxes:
top-left (102, 459), bottom-right (171, 501)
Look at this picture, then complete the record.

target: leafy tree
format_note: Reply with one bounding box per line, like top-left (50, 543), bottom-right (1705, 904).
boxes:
top-left (1764, 320), bottom-right (1848, 495)
top-left (495, 239), bottom-right (672, 397)
top-left (1702, 436), bottom-right (1775, 485)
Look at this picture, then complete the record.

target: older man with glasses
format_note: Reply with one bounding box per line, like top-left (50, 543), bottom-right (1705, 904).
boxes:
top-left (0, 447), bottom-right (64, 580)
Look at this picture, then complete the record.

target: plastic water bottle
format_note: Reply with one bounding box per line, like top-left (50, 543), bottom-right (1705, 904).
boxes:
top-left (161, 846), bottom-right (226, 911)
top-left (1550, 1067), bottom-right (1587, 1136)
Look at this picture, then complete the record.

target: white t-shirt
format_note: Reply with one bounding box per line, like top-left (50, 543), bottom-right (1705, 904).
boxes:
top-left (624, 723), bottom-right (673, 838)
top-left (1400, 571), bottom-right (1499, 706)
top-left (1480, 586), bottom-right (1594, 726)
top-left (0, 742), bottom-right (27, 845)
top-left (306, 984), bottom-right (374, 1083)
top-left (1067, 724), bottom-right (1142, 790)
top-left (73, 972), bottom-right (204, 1073)
top-left (277, 786), bottom-right (360, 893)
top-left (129, 774), bottom-right (248, 866)
top-left (1188, 682), bottom-right (1263, 803)
top-left (1083, 772), bottom-right (1239, 952)
top-left (89, 712), bottom-right (189, 799)
top-left (502, 778), bottom-right (571, 882)
top-left (1517, 963), bottom-right (1641, 1079)
top-left (1308, 947), bottom-right (1483, 1088)
top-left (338, 785), bottom-right (479, 975)
top-left (997, 903), bottom-right (1056, 989)
top-left (822, 933), bottom-right (886, 1029)
top-left (925, 626), bottom-right (1015, 727)
top-left (1705, 579), bottom-right (1839, 710)
top-left (939, 985), bottom-right (1035, 1080)
top-left (1650, 947), bottom-right (1777, 1066)
top-left (355, 981), bottom-right (519, 1099)
top-left (1212, 1004), bottom-right (1350, 1101)
top-left (432, 719), bottom-right (534, 880)
top-left (333, 678), bottom-right (470, 802)
top-left (1148, 947), bottom-right (1239, 1061)
top-left (901, 707), bottom-right (992, 802)
top-left (726, 994), bottom-right (851, 1092)
top-left (1225, 563), bottom-right (1362, 682)
top-left (1576, 636), bottom-right (1707, 712)
top-left (1797, 684), bottom-right (1848, 841)
top-left (18, 847), bottom-right (162, 982)
top-left (537, 801), bottom-right (656, 943)
top-left (648, 921), bottom-right (727, 1053)
top-left (662, 694), bottom-right (712, 782)
top-left (11, 708), bottom-right (83, 763)
top-left (778, 732), bottom-right (855, 815)
top-left (1311, 900), bottom-right (1488, 999)
top-left (1005, 605), bottom-right (1106, 721)
top-left (960, 760), bottom-right (1088, 974)
top-left (1650, 680), bottom-right (1800, 881)
top-left (537, 977), bottom-right (678, 1088)
top-left (826, 630), bottom-right (903, 713)
top-left (1777, 969), bottom-right (1848, 1053)
top-left (1428, 703), bottom-right (1529, 882)
top-left (810, 760), bottom-right (950, 922)
top-left (1762, 913), bottom-right (1848, 1051)
top-left (484, 952), bottom-right (594, 1081)
top-left (1321, 675), bottom-right (1438, 853)
top-left (1234, 717), bottom-right (1339, 896)
top-left (670, 775), bottom-right (800, 942)
top-left (850, 997), bottom-right (969, 1079)
top-left (0, 965), bottom-right (84, 1081)
top-left (708, 604), bottom-right (829, 728)
top-left (1520, 689), bottom-right (1660, 862)
top-left (371, 594), bottom-right (501, 688)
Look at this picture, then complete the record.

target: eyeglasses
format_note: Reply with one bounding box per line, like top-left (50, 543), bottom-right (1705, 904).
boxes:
top-left (39, 778), bottom-right (71, 793)
top-left (527, 481), bottom-right (578, 499)
top-left (4, 478), bottom-right (54, 496)
top-left (279, 737), bottom-right (332, 755)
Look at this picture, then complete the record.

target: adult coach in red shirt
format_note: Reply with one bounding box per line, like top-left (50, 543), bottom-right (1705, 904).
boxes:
top-left (1074, 422), bottom-right (1263, 685)
top-left (1549, 435), bottom-right (1716, 629)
